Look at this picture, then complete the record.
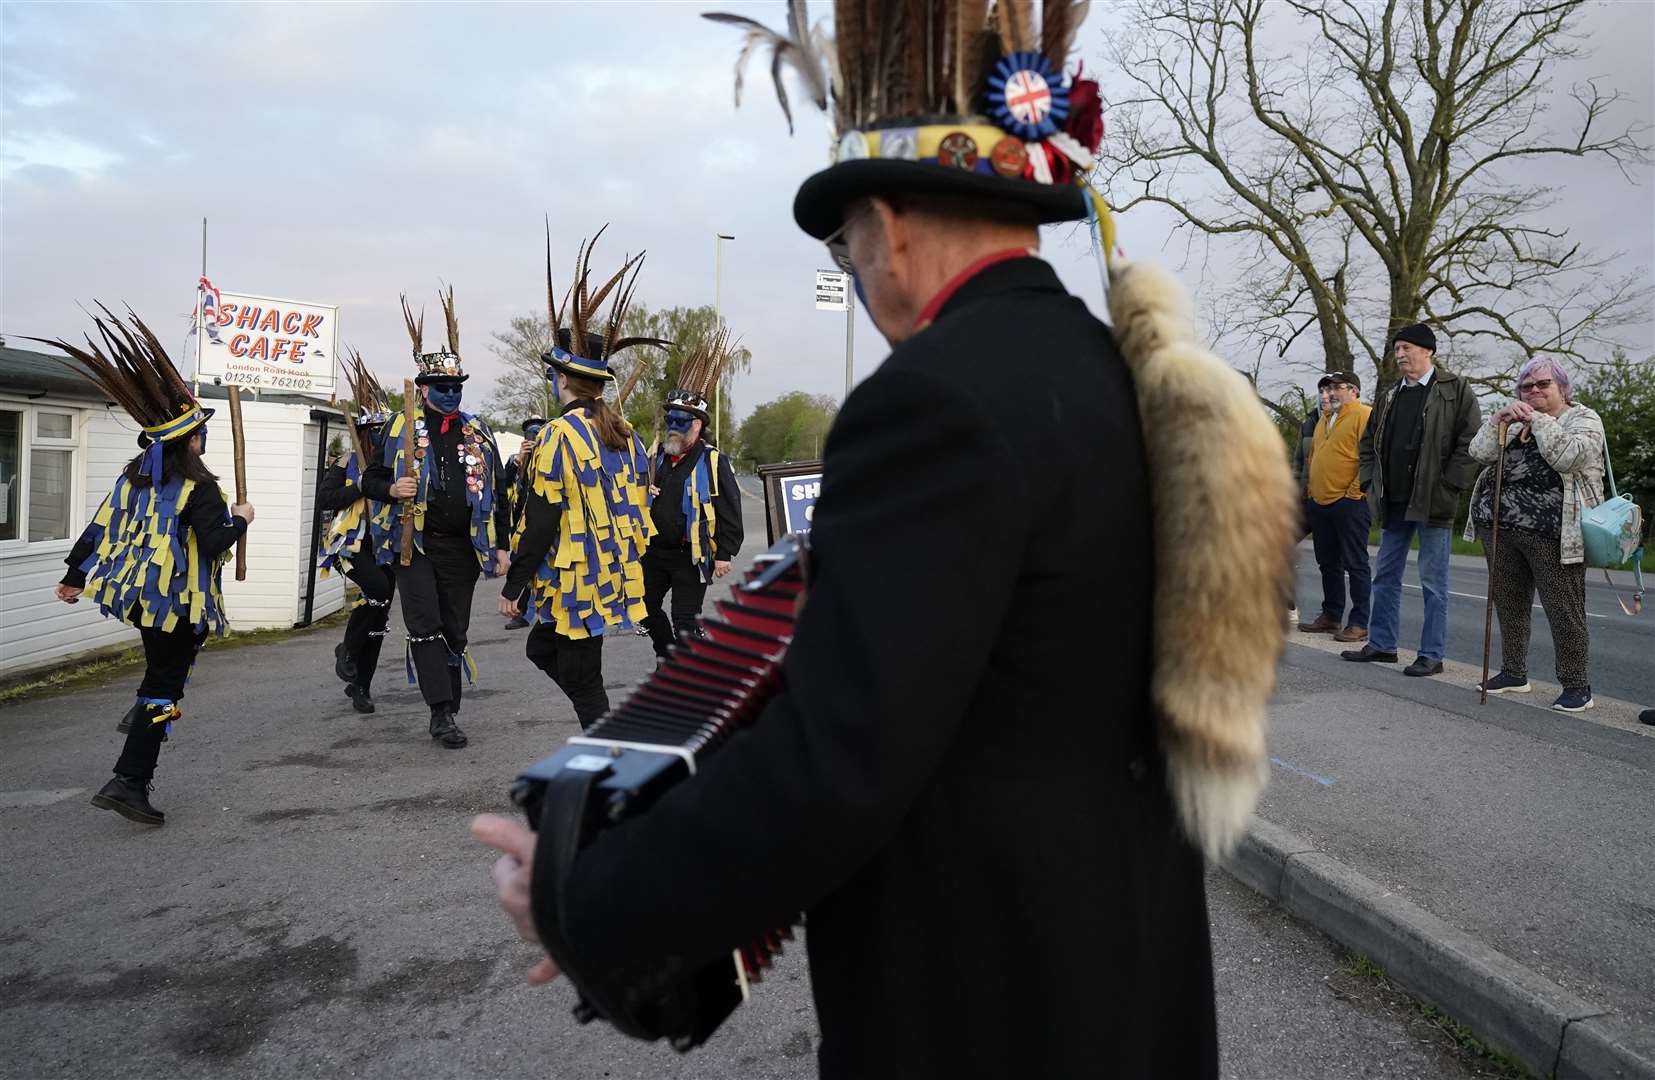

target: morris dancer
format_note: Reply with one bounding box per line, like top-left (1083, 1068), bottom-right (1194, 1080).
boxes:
top-left (319, 350), bottom-right (395, 713)
top-left (500, 415), bottom-right (546, 631)
top-left (361, 289), bottom-right (510, 749)
top-left (42, 309), bottom-right (254, 826)
top-left (498, 230), bottom-right (662, 729)
top-left (640, 327), bottom-right (744, 661)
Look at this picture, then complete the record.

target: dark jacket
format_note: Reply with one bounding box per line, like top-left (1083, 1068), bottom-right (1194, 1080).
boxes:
top-left (537, 257), bottom-right (1215, 1079)
top-left (1293, 409), bottom-right (1320, 498)
top-left (360, 406), bottom-right (511, 548)
top-left (648, 439), bottom-right (743, 562)
top-left (1359, 368), bottom-right (1481, 528)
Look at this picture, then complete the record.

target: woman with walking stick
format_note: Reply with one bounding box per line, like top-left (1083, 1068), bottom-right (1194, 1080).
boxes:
top-left (39, 308), bottom-right (254, 825)
top-left (1467, 358), bottom-right (1607, 712)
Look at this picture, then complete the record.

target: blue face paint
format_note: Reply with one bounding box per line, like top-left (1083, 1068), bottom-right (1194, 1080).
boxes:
top-left (524, 423), bottom-right (545, 441)
top-left (197, 425), bottom-right (208, 454)
top-left (852, 272), bottom-right (867, 309)
top-left (665, 410), bottom-right (696, 434)
top-left (426, 384), bottom-right (464, 413)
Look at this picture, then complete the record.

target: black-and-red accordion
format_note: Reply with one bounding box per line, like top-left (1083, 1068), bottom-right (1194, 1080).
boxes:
top-left (511, 534), bottom-right (808, 1051)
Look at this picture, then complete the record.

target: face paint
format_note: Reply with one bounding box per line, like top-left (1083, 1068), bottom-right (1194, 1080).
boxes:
top-left (524, 424), bottom-right (545, 441)
top-left (197, 425), bottom-right (208, 454)
top-left (665, 410), bottom-right (696, 434)
top-left (852, 272), bottom-right (867, 309)
top-left (427, 384), bottom-right (464, 413)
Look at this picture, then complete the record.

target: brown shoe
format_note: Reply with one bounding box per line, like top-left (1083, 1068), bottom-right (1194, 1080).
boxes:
top-left (1333, 624), bottom-right (1369, 643)
top-left (1297, 614), bottom-right (1340, 634)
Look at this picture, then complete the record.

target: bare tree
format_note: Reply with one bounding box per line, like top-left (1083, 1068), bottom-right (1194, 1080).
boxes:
top-left (1099, 0), bottom-right (1650, 404)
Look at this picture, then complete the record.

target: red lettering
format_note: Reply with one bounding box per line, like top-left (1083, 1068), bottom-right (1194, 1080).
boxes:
top-left (217, 303), bottom-right (236, 327)
top-left (300, 313), bottom-right (323, 338)
top-left (289, 341), bottom-right (307, 363)
top-left (282, 311), bottom-right (302, 334)
top-left (247, 336), bottom-right (270, 360)
top-left (270, 339), bottom-right (291, 363)
top-left (257, 308), bottom-right (281, 333)
top-left (236, 306), bottom-right (260, 330)
top-left (228, 333), bottom-right (249, 356)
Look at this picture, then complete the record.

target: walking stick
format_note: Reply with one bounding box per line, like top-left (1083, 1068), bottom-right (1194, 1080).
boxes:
top-left (1479, 420), bottom-right (1510, 704)
top-left (399, 378), bottom-right (418, 567)
top-left (227, 385), bottom-right (249, 581)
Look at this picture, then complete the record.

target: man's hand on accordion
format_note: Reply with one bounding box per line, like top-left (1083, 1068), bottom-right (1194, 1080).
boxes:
top-left (472, 814), bottom-right (562, 986)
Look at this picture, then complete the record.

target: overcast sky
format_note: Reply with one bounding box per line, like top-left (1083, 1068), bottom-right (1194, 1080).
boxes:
top-left (3, 1), bottom-right (1650, 420)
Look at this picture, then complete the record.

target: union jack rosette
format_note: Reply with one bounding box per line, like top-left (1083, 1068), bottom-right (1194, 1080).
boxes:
top-left (986, 52), bottom-right (1070, 143)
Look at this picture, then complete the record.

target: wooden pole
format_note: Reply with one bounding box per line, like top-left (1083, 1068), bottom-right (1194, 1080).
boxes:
top-left (227, 385), bottom-right (249, 581)
top-left (399, 379), bottom-right (418, 567)
top-left (1479, 420), bottom-right (1509, 704)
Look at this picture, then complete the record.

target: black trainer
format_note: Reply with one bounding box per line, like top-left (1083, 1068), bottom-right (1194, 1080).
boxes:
top-left (334, 642), bottom-right (357, 683)
top-left (428, 709), bottom-right (468, 749)
top-left (1404, 656), bottom-right (1444, 677)
top-left (344, 683), bottom-right (375, 714)
top-left (1551, 686), bottom-right (1594, 712)
top-left (1478, 671), bottom-right (1531, 694)
top-left (90, 775), bottom-right (164, 826)
top-left (1341, 644), bottom-right (1399, 663)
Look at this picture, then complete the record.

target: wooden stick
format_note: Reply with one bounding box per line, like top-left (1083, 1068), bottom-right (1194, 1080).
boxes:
top-left (227, 385), bottom-right (249, 581)
top-left (1479, 420), bottom-right (1509, 704)
top-left (399, 379), bottom-right (418, 567)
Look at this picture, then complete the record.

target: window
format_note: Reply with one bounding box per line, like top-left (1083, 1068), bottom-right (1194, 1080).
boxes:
top-left (0, 406), bottom-right (79, 546)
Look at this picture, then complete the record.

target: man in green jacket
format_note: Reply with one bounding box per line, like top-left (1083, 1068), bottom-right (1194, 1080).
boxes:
top-left (1343, 324), bottom-right (1481, 675)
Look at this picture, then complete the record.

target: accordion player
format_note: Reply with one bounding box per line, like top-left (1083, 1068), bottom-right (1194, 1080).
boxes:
top-left (511, 533), bottom-right (809, 1051)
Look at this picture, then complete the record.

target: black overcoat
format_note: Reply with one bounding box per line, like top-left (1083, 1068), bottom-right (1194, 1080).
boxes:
top-left (538, 257), bottom-right (1218, 1079)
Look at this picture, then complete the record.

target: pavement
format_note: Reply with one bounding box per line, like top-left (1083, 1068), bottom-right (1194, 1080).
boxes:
top-left (0, 491), bottom-right (1644, 1078)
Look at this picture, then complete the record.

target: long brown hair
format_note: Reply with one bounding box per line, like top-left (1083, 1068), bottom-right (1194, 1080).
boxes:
top-left (564, 372), bottom-right (634, 452)
top-left (122, 435), bottom-right (220, 488)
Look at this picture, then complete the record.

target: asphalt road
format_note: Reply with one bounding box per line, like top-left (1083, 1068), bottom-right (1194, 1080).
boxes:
top-left (0, 488), bottom-right (1502, 1079)
top-left (1292, 542), bottom-right (1653, 706)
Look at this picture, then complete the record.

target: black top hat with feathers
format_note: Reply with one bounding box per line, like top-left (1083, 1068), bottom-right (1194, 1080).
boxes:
top-left (403, 287), bottom-right (468, 384)
top-left (540, 222), bottom-right (670, 385)
top-left (28, 306), bottom-right (213, 476)
top-left (704, 0), bottom-right (1105, 239)
top-left (665, 324), bottom-right (738, 426)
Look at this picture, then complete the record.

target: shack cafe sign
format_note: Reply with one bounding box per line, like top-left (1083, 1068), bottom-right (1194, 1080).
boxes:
top-left (195, 278), bottom-right (338, 393)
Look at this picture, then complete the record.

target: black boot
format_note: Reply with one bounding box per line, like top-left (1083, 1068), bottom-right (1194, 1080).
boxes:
top-left (428, 707), bottom-right (468, 749)
top-left (334, 642), bottom-right (358, 683)
top-left (344, 683), bottom-right (375, 714)
top-left (91, 775), bottom-right (165, 826)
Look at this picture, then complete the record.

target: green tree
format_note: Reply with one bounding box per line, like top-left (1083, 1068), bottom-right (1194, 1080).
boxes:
top-left (483, 316), bottom-right (557, 422)
top-left (616, 304), bottom-right (752, 448)
top-left (1574, 350), bottom-right (1655, 514)
top-left (737, 392), bottom-right (839, 467)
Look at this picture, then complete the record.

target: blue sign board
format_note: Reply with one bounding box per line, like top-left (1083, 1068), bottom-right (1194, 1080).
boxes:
top-left (780, 472), bottom-right (822, 534)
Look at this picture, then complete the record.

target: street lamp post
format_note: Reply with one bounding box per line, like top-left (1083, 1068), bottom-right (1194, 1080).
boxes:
top-left (713, 232), bottom-right (735, 446)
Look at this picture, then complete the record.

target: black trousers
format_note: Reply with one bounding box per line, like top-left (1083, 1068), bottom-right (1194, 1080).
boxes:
top-left (525, 625), bottom-right (609, 729)
top-left (115, 622), bottom-right (207, 782)
top-left (342, 557), bottom-right (396, 691)
top-left (396, 534), bottom-right (481, 710)
top-left (641, 546), bottom-right (708, 659)
top-left (1308, 497), bottom-right (1372, 627)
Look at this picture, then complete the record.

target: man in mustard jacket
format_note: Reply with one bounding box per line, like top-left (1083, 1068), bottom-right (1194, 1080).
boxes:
top-left (1300, 371), bottom-right (1373, 641)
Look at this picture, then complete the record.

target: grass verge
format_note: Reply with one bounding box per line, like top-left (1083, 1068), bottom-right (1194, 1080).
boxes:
top-left (1340, 953), bottom-right (1532, 1078)
top-left (0, 608), bottom-right (351, 709)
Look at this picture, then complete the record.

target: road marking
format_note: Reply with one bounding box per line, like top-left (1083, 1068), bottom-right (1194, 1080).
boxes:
top-left (0, 788), bottom-right (85, 809)
top-left (1399, 583), bottom-right (1611, 619)
top-left (1270, 757), bottom-right (1335, 786)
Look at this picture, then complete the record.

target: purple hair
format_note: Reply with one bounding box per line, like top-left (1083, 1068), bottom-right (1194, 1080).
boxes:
top-left (1516, 357), bottom-right (1572, 403)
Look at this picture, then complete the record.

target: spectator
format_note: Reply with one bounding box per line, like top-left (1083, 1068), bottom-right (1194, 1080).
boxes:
top-left (1465, 359), bottom-right (1606, 712)
top-left (1300, 372), bottom-right (1372, 641)
top-left (1343, 324), bottom-right (1480, 676)
top-left (1288, 385), bottom-right (1332, 623)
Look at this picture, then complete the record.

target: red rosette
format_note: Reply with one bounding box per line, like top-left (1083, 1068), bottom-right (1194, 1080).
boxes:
top-left (1065, 75), bottom-right (1104, 154)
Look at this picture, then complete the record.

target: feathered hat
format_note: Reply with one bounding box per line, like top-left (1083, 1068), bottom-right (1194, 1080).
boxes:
top-left (404, 287), bottom-right (467, 384)
top-left (340, 346), bottom-right (392, 427)
top-left (665, 324), bottom-right (738, 426)
top-left (703, 0), bottom-right (1106, 240)
top-left (29, 305), bottom-right (213, 479)
top-left (541, 222), bottom-right (669, 385)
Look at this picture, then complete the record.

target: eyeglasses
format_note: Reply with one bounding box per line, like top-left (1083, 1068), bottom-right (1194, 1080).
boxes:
top-left (1517, 378), bottom-right (1554, 393)
top-left (822, 201), bottom-right (877, 275)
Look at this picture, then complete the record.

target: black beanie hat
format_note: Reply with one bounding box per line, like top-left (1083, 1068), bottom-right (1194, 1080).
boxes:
top-left (1392, 323), bottom-right (1437, 354)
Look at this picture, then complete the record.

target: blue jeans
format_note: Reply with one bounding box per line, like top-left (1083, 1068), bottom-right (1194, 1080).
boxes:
top-left (1369, 521), bottom-right (1452, 660)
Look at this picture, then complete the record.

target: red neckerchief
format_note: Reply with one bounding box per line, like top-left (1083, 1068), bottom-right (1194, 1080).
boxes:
top-left (912, 248), bottom-right (1036, 332)
top-left (436, 410), bottom-right (460, 435)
